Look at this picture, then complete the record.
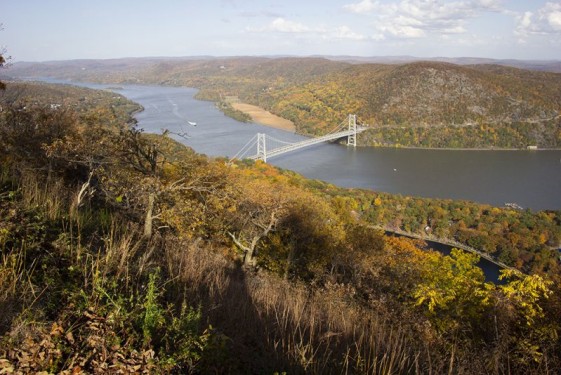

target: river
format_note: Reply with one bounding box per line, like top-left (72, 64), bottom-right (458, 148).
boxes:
top-left (40, 80), bottom-right (560, 282)
top-left (384, 232), bottom-right (504, 283)
top-left (39, 80), bottom-right (561, 211)
top-left (111, 83), bottom-right (561, 211)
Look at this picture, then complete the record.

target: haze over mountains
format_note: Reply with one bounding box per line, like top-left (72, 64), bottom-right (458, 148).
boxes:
top-left (324, 56), bottom-right (561, 73)
top-left (6, 55), bottom-right (561, 73)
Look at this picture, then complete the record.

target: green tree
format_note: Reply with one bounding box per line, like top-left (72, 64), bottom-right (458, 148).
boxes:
top-left (495, 269), bottom-right (558, 366)
top-left (0, 53), bottom-right (5, 90)
top-left (0, 29), bottom-right (6, 91)
top-left (0, 105), bottom-right (79, 170)
top-left (413, 249), bottom-right (493, 332)
top-left (499, 269), bottom-right (553, 327)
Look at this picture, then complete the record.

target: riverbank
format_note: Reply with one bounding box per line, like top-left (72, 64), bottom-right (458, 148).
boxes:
top-left (34, 80), bottom-right (560, 210)
top-left (362, 138), bottom-right (561, 151)
top-left (231, 102), bottom-right (296, 132)
top-left (373, 225), bottom-right (514, 272)
top-left (370, 144), bottom-right (561, 151)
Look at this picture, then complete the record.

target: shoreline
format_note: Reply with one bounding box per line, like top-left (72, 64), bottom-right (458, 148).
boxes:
top-left (371, 225), bottom-right (514, 273)
top-left (363, 143), bottom-right (561, 151)
top-left (231, 102), bottom-right (296, 132)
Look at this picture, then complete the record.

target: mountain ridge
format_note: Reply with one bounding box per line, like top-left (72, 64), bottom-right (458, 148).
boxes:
top-left (5, 56), bottom-right (561, 148)
top-left (8, 55), bottom-right (561, 73)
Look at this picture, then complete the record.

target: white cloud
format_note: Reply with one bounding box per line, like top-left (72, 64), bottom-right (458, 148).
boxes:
top-left (269, 18), bottom-right (310, 33)
top-left (515, 2), bottom-right (561, 38)
top-left (441, 25), bottom-right (467, 34)
top-left (343, 0), bottom-right (379, 14)
top-left (343, 0), bottom-right (503, 39)
top-left (393, 15), bottom-right (423, 27)
top-left (247, 18), bottom-right (368, 42)
top-left (476, 0), bottom-right (502, 11)
top-left (520, 11), bottom-right (532, 28)
top-left (246, 17), bottom-right (312, 33)
top-left (381, 24), bottom-right (426, 38)
top-left (547, 9), bottom-right (561, 31)
top-left (332, 26), bottom-right (367, 40)
top-left (370, 32), bottom-right (386, 41)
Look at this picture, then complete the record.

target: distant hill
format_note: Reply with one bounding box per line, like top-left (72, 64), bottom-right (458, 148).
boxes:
top-left (6, 56), bottom-right (561, 148)
top-left (321, 56), bottom-right (561, 73)
top-left (348, 61), bottom-right (561, 125)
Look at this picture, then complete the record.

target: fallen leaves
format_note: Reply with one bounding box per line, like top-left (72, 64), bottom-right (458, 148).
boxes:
top-left (0, 309), bottom-right (156, 374)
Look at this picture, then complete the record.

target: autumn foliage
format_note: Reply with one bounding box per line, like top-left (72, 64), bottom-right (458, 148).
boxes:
top-left (10, 57), bottom-right (561, 148)
top-left (0, 81), bottom-right (560, 373)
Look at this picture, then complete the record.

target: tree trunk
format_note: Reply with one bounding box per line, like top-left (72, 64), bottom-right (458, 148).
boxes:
top-left (228, 232), bottom-right (259, 267)
top-left (144, 192), bottom-right (155, 238)
top-left (284, 244), bottom-right (296, 280)
top-left (228, 210), bottom-right (278, 268)
top-left (243, 237), bottom-right (260, 267)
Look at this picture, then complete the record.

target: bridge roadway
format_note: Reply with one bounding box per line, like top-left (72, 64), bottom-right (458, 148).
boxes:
top-left (248, 126), bottom-right (366, 161)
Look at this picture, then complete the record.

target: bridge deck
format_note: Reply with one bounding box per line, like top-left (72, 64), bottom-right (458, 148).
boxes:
top-left (248, 127), bottom-right (366, 160)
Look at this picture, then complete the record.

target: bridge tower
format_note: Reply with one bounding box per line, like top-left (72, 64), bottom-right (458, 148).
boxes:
top-left (347, 114), bottom-right (357, 147)
top-left (256, 133), bottom-right (267, 162)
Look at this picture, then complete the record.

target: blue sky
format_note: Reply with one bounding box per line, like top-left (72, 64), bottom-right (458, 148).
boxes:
top-left (2, 0), bottom-right (561, 62)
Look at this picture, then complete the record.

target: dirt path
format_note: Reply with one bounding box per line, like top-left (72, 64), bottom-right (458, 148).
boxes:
top-left (232, 103), bottom-right (295, 132)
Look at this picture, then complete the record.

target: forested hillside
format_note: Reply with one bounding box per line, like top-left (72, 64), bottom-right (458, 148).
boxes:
top-left (8, 57), bottom-right (561, 148)
top-left (1, 79), bottom-right (561, 373)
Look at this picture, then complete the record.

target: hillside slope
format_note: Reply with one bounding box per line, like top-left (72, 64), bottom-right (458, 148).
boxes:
top-left (354, 62), bottom-right (561, 125)
top-left (7, 57), bottom-right (561, 148)
top-left (1, 80), bottom-right (561, 374)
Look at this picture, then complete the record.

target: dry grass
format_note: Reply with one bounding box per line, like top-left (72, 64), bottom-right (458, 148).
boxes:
top-left (0, 249), bottom-right (37, 332)
top-left (18, 171), bottom-right (66, 221)
top-left (164, 239), bottom-right (419, 374)
top-left (4, 171), bottom-right (555, 374)
top-left (248, 277), bottom-right (414, 374)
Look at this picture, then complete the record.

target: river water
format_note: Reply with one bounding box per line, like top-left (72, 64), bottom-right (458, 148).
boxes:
top-left (42, 80), bottom-right (559, 281)
top-left (111, 84), bottom-right (561, 211)
top-left (43, 81), bottom-right (561, 211)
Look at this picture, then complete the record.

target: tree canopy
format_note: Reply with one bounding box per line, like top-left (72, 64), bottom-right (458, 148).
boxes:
top-left (1, 79), bottom-right (560, 374)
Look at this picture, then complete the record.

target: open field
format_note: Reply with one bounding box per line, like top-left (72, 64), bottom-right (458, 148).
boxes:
top-left (232, 102), bottom-right (295, 132)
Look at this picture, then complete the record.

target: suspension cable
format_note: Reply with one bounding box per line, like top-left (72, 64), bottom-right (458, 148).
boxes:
top-left (324, 118), bottom-right (348, 135)
top-left (266, 135), bottom-right (297, 146)
top-left (230, 115), bottom-right (358, 162)
top-left (230, 133), bottom-right (258, 161)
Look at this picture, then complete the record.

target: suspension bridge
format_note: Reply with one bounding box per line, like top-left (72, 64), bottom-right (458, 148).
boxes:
top-left (232, 114), bottom-right (367, 162)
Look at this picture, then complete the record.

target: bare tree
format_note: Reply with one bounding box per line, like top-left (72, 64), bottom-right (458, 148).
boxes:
top-left (226, 179), bottom-right (290, 267)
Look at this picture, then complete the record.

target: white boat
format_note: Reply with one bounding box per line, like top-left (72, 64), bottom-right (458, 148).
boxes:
top-left (505, 202), bottom-right (523, 210)
top-left (188, 121), bottom-right (197, 126)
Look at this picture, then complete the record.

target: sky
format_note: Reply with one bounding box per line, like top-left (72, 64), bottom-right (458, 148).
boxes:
top-left (1, 0), bottom-right (561, 62)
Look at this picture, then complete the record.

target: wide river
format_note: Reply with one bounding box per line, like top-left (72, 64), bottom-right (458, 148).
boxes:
top-left (58, 81), bottom-right (561, 211)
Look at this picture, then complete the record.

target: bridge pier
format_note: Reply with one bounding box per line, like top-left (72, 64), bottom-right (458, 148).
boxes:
top-left (348, 114), bottom-right (357, 147)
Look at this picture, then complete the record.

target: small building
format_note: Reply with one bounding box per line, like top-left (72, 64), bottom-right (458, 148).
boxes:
top-left (527, 145), bottom-right (538, 150)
